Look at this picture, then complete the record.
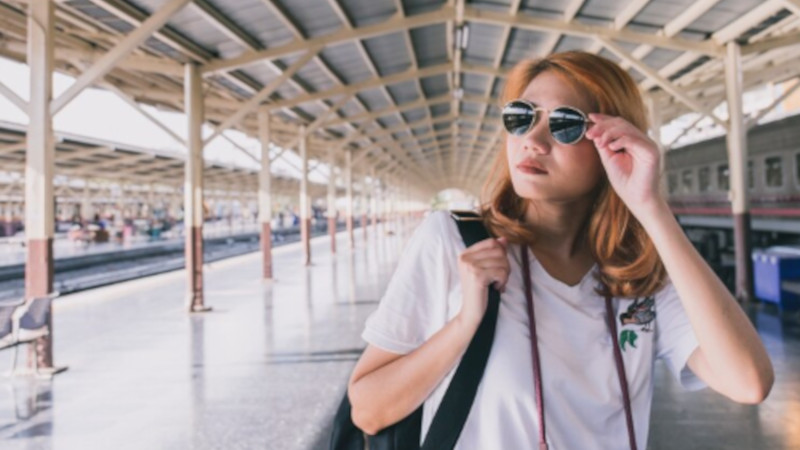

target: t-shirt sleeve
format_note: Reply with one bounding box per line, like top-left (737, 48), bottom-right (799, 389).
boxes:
top-left (654, 279), bottom-right (707, 391)
top-left (361, 211), bottom-right (456, 355)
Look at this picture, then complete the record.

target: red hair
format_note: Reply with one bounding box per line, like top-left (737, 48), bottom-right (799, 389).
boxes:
top-left (479, 51), bottom-right (666, 298)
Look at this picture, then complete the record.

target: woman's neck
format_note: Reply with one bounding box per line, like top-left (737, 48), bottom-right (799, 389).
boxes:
top-left (523, 198), bottom-right (593, 261)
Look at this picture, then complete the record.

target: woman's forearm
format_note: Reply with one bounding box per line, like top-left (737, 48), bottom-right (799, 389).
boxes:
top-left (348, 313), bottom-right (481, 435)
top-left (637, 200), bottom-right (774, 402)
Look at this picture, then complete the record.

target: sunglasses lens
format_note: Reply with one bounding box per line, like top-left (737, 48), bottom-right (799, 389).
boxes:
top-left (502, 101), bottom-right (535, 136)
top-left (550, 107), bottom-right (587, 144)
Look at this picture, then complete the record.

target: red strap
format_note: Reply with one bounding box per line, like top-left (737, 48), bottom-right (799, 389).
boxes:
top-left (606, 295), bottom-right (638, 450)
top-left (521, 247), bottom-right (637, 450)
top-left (520, 246), bottom-right (547, 449)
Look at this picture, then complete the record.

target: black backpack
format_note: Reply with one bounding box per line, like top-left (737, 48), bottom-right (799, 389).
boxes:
top-left (329, 210), bottom-right (501, 450)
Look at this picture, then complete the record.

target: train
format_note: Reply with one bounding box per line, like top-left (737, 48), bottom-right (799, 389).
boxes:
top-left (665, 112), bottom-right (800, 267)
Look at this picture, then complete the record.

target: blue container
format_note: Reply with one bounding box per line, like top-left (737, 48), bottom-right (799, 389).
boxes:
top-left (752, 248), bottom-right (800, 311)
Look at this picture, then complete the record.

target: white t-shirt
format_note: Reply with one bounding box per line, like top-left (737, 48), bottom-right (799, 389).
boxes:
top-left (361, 210), bottom-right (707, 450)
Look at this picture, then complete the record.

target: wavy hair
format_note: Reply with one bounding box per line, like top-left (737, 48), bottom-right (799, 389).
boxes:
top-left (479, 51), bottom-right (667, 298)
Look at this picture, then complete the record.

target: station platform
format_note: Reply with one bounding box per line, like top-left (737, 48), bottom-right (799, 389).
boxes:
top-left (0, 218), bottom-right (797, 449)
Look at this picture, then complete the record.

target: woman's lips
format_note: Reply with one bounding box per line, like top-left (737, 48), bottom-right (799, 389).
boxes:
top-left (517, 164), bottom-right (548, 175)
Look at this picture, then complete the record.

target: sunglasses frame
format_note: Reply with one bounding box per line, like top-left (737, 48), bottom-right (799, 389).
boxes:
top-left (501, 99), bottom-right (593, 145)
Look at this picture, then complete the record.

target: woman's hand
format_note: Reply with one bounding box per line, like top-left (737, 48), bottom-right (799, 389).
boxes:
top-left (456, 236), bottom-right (510, 328)
top-left (586, 113), bottom-right (666, 218)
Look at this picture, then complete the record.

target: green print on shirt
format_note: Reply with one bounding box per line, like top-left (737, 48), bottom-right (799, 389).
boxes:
top-left (620, 329), bottom-right (638, 352)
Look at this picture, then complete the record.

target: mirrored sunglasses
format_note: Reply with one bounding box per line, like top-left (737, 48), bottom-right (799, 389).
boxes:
top-left (501, 99), bottom-right (592, 145)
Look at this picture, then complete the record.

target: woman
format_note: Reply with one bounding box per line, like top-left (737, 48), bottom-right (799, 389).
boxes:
top-left (347, 51), bottom-right (773, 449)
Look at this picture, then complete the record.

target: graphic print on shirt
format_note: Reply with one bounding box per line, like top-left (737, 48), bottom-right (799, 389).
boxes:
top-left (618, 295), bottom-right (656, 352)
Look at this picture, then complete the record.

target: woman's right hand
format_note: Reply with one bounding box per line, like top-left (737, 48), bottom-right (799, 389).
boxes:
top-left (456, 236), bottom-right (510, 328)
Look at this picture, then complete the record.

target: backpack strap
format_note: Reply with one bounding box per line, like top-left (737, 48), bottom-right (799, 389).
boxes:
top-left (419, 210), bottom-right (501, 450)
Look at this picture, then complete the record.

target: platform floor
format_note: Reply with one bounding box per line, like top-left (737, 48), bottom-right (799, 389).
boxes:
top-left (0, 217), bottom-right (798, 449)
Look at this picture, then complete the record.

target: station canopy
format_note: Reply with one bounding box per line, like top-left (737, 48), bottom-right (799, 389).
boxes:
top-left (1, 0), bottom-right (799, 197)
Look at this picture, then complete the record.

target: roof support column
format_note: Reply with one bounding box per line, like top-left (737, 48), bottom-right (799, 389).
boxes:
top-left (184, 63), bottom-right (210, 313)
top-left (24, 0), bottom-right (61, 374)
top-left (724, 41), bottom-right (754, 303)
top-left (82, 179), bottom-right (94, 225)
top-left (299, 126), bottom-right (311, 266)
top-left (327, 147), bottom-right (337, 254)
top-left (258, 107), bottom-right (273, 280)
top-left (646, 96), bottom-right (667, 198)
top-left (361, 174), bottom-right (368, 244)
top-left (370, 169), bottom-right (378, 232)
top-left (345, 150), bottom-right (354, 249)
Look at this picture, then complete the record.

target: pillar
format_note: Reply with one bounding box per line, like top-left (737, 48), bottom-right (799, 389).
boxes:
top-left (370, 169), bottom-right (378, 230)
top-left (258, 107), bottom-right (273, 279)
top-left (327, 146), bottom-right (337, 253)
top-left (25, 0), bottom-right (56, 370)
top-left (345, 149), bottom-right (354, 249)
top-left (184, 63), bottom-right (209, 312)
top-left (299, 125), bottom-right (311, 266)
top-left (362, 174), bottom-right (368, 243)
top-left (81, 179), bottom-right (94, 225)
top-left (724, 42), bottom-right (754, 302)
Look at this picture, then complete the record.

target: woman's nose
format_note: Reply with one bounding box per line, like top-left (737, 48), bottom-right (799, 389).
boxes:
top-left (523, 116), bottom-right (551, 154)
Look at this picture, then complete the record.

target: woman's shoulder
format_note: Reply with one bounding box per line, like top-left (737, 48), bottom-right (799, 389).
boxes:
top-left (416, 210), bottom-right (467, 245)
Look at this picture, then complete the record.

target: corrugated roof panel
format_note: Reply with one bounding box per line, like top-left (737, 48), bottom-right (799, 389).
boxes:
top-left (202, 0), bottom-right (290, 48)
top-left (320, 43), bottom-right (374, 85)
top-left (386, 80), bottom-right (420, 104)
top-left (271, 0), bottom-right (343, 38)
top-left (420, 74), bottom-right (450, 98)
top-left (430, 103), bottom-right (451, 118)
top-left (160, 6), bottom-right (231, 51)
top-left (294, 59), bottom-right (338, 94)
top-left (402, 108), bottom-right (428, 123)
top-left (688, 0), bottom-right (767, 34)
top-left (274, 82), bottom-right (302, 102)
top-left (376, 115), bottom-right (401, 128)
top-left (357, 88), bottom-right (392, 111)
top-left (338, 99), bottom-right (364, 118)
top-left (518, 0), bottom-right (566, 19)
top-left (468, 0), bottom-right (513, 13)
top-left (553, 35), bottom-right (594, 53)
top-left (502, 28), bottom-right (553, 67)
top-left (633, 0), bottom-right (697, 28)
top-left (577, 0), bottom-right (628, 22)
top-left (411, 24), bottom-right (449, 68)
top-left (463, 22), bottom-right (504, 67)
top-left (642, 48), bottom-right (685, 72)
top-left (65, 0), bottom-right (135, 33)
top-left (462, 72), bottom-right (491, 96)
top-left (339, 0), bottom-right (397, 27)
top-left (461, 102), bottom-right (482, 116)
top-left (363, 32), bottom-right (412, 76)
top-left (404, 0), bottom-right (447, 15)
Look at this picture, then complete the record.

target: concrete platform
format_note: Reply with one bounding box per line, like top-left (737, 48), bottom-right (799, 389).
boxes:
top-left (0, 217), bottom-right (797, 449)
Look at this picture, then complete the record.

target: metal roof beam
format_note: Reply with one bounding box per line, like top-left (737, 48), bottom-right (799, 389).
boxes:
top-left (463, 6), bottom-right (724, 57)
top-left (201, 6), bottom-right (455, 75)
top-left (51, 0), bottom-right (192, 114)
top-left (264, 63), bottom-right (451, 112)
top-left (598, 38), bottom-right (728, 129)
top-left (204, 48), bottom-right (321, 145)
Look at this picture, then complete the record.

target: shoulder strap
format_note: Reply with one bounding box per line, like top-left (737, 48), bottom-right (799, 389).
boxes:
top-left (419, 210), bottom-right (501, 450)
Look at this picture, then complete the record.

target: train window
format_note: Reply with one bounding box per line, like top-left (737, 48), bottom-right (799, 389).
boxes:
top-left (668, 173), bottom-right (678, 194)
top-left (698, 167), bottom-right (711, 192)
top-left (765, 156), bottom-right (783, 187)
top-left (681, 169), bottom-right (693, 193)
top-left (796, 153), bottom-right (800, 184)
top-left (748, 160), bottom-right (754, 190)
top-left (718, 164), bottom-right (729, 191)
